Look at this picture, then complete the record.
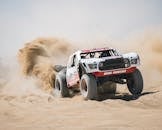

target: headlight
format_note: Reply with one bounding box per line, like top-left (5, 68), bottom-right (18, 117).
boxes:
top-left (88, 64), bottom-right (97, 69)
top-left (131, 58), bottom-right (137, 64)
top-left (124, 58), bottom-right (130, 67)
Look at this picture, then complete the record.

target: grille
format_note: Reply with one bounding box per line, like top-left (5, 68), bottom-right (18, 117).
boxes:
top-left (99, 58), bottom-right (125, 70)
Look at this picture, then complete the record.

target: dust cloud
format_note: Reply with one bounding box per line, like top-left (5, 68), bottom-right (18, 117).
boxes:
top-left (17, 38), bottom-right (73, 92)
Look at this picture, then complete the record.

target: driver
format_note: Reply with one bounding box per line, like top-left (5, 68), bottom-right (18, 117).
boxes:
top-left (90, 52), bottom-right (95, 58)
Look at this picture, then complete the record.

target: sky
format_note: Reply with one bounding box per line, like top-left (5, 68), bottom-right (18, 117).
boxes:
top-left (0, 0), bottom-right (162, 57)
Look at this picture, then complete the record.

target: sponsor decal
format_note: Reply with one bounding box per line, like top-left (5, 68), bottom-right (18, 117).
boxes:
top-left (104, 70), bottom-right (126, 75)
top-left (104, 72), bottom-right (112, 75)
top-left (113, 70), bottom-right (126, 74)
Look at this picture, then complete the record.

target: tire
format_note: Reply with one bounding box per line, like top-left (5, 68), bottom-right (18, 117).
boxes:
top-left (80, 74), bottom-right (98, 100)
top-left (99, 82), bottom-right (116, 94)
top-left (54, 71), bottom-right (69, 97)
top-left (127, 69), bottom-right (143, 95)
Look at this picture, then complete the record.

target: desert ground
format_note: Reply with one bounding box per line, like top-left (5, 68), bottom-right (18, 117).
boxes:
top-left (0, 83), bottom-right (162, 130)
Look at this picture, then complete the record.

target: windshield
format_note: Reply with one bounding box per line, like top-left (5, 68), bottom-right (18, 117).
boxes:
top-left (80, 49), bottom-right (119, 59)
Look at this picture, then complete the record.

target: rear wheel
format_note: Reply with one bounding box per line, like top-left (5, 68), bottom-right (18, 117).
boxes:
top-left (80, 74), bottom-right (98, 100)
top-left (127, 69), bottom-right (143, 95)
top-left (54, 70), bottom-right (69, 97)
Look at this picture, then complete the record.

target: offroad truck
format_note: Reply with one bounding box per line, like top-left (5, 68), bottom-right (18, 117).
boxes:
top-left (54, 47), bottom-right (143, 100)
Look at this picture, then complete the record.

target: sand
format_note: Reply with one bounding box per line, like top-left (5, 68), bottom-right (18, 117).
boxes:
top-left (0, 85), bottom-right (162, 130)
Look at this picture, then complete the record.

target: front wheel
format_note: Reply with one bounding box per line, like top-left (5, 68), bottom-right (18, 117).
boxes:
top-left (127, 69), bottom-right (143, 95)
top-left (80, 74), bottom-right (98, 100)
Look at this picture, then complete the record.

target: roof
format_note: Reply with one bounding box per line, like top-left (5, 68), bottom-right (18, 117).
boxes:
top-left (81, 47), bottom-right (112, 53)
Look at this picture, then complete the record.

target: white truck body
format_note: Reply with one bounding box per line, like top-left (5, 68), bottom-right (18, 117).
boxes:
top-left (66, 48), bottom-right (140, 87)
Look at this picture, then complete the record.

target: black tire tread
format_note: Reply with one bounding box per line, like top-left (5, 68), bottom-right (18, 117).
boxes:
top-left (127, 69), bottom-right (143, 95)
top-left (54, 70), bottom-right (69, 97)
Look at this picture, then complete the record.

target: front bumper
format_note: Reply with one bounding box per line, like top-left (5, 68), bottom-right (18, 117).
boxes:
top-left (92, 67), bottom-right (136, 77)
